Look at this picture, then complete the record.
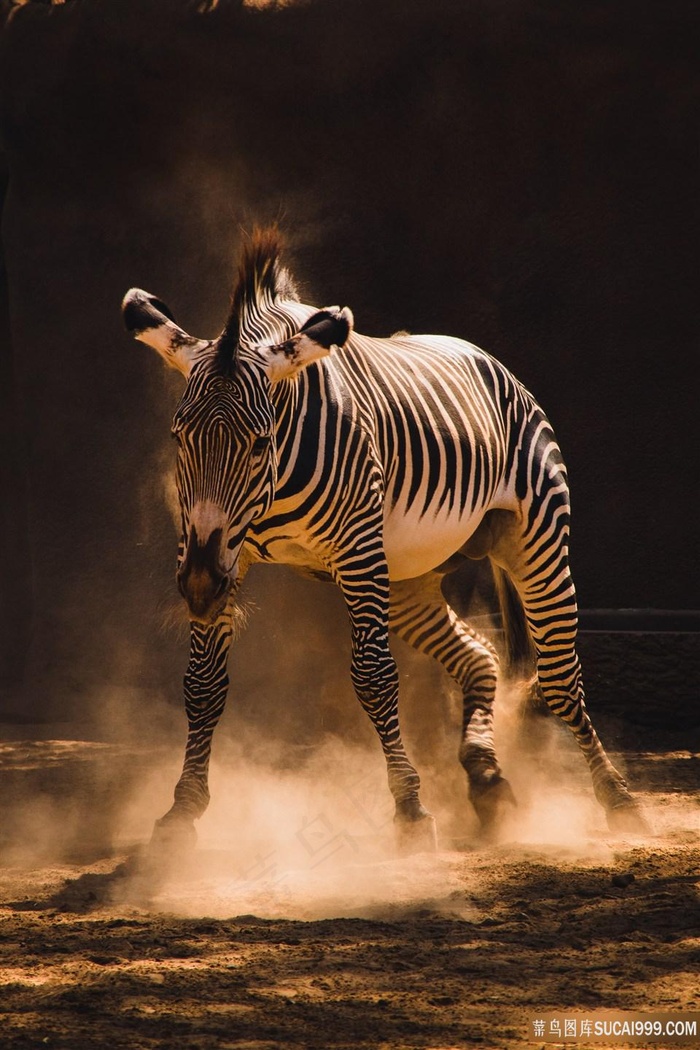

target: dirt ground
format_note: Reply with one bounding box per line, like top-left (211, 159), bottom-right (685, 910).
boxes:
top-left (0, 734), bottom-right (698, 1050)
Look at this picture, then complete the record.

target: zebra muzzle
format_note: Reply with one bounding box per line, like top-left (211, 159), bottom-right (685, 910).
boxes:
top-left (177, 522), bottom-right (232, 622)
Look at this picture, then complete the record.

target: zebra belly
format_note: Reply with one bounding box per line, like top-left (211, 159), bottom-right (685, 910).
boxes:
top-left (382, 501), bottom-right (489, 580)
top-left (251, 499), bottom-right (509, 582)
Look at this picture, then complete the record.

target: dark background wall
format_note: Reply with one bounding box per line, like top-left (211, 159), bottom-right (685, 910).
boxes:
top-left (0, 0), bottom-right (697, 730)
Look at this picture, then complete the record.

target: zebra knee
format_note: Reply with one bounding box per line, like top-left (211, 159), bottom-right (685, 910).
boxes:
top-left (350, 639), bottom-right (400, 713)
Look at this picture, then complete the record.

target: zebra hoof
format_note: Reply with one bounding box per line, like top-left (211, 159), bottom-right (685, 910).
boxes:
top-left (470, 775), bottom-right (518, 842)
top-left (606, 801), bottom-right (650, 837)
top-left (121, 817), bottom-right (198, 892)
top-left (394, 803), bottom-right (438, 855)
top-left (149, 814), bottom-right (198, 855)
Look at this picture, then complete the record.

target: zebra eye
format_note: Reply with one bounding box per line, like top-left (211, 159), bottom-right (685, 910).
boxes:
top-left (251, 435), bottom-right (270, 456)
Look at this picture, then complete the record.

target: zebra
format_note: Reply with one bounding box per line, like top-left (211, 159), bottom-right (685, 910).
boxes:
top-left (122, 227), bottom-right (646, 850)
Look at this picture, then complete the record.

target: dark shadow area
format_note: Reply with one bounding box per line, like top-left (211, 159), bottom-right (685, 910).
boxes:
top-left (3, 843), bottom-right (209, 914)
top-left (577, 633), bottom-right (700, 751)
top-left (0, 741), bottom-right (164, 864)
top-left (616, 752), bottom-right (699, 794)
top-left (0, 158), bottom-right (32, 710)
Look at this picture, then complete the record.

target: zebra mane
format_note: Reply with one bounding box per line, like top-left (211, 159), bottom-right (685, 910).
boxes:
top-left (219, 226), bottom-right (298, 366)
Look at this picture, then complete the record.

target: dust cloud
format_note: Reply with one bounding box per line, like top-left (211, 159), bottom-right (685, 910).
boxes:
top-left (3, 643), bottom-right (697, 926)
top-left (91, 668), bottom-right (664, 922)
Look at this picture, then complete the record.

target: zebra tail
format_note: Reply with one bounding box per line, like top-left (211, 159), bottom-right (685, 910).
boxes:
top-left (492, 565), bottom-right (536, 679)
top-left (492, 565), bottom-right (549, 717)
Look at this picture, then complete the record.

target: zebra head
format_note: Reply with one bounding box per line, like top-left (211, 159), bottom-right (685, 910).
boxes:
top-left (122, 232), bottom-right (352, 622)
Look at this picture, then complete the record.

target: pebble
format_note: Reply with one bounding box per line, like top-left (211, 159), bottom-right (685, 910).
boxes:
top-left (611, 872), bottom-right (636, 888)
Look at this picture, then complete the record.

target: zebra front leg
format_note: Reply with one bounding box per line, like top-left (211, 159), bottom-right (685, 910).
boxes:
top-left (340, 563), bottom-right (437, 852)
top-left (151, 609), bottom-right (233, 852)
top-left (390, 575), bottom-right (516, 840)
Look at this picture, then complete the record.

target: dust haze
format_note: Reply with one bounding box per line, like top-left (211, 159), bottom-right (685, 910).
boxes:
top-left (4, 614), bottom-right (696, 925)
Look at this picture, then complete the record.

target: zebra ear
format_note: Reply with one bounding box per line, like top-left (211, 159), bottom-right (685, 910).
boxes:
top-left (121, 288), bottom-right (209, 379)
top-left (258, 306), bottom-right (354, 382)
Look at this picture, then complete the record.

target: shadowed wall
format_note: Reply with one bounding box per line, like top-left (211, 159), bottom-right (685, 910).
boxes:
top-left (0, 0), bottom-right (696, 728)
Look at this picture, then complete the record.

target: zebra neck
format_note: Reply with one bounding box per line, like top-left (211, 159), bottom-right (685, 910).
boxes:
top-left (271, 367), bottom-right (314, 467)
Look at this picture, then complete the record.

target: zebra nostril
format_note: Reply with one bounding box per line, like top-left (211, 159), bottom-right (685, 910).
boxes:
top-left (177, 568), bottom-right (230, 622)
top-left (213, 574), bottom-right (229, 599)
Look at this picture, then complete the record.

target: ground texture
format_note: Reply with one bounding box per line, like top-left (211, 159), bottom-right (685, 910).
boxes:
top-left (0, 744), bottom-right (698, 1050)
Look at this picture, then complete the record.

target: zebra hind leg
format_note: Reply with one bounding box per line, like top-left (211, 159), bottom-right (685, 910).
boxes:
top-left (492, 531), bottom-right (649, 836)
top-left (389, 574), bottom-right (516, 841)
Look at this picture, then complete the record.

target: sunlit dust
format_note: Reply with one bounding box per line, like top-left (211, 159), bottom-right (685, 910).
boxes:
top-left (1, 656), bottom-right (696, 926)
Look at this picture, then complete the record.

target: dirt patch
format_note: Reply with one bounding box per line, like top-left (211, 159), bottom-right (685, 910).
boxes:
top-left (0, 745), bottom-right (697, 1049)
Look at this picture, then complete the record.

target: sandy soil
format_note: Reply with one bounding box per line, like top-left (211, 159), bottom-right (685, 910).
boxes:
top-left (0, 739), bottom-right (698, 1050)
